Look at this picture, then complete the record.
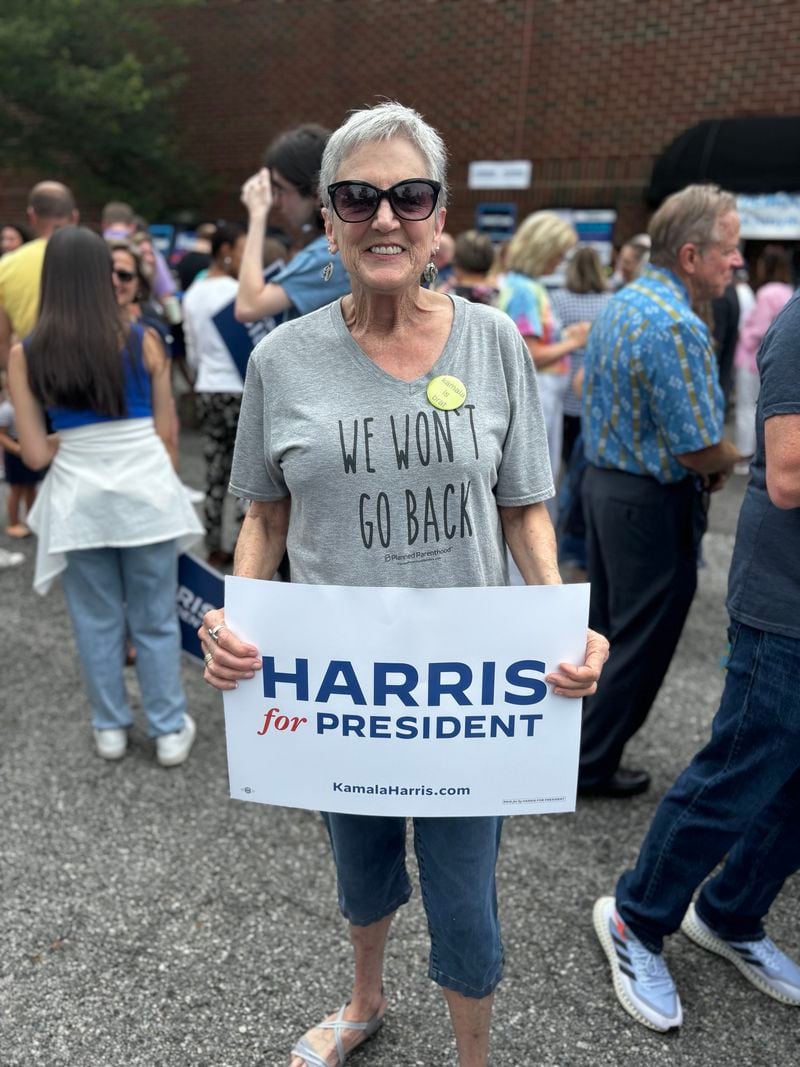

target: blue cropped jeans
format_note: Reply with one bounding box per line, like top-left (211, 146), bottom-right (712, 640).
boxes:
top-left (322, 812), bottom-right (504, 998)
top-left (616, 620), bottom-right (800, 951)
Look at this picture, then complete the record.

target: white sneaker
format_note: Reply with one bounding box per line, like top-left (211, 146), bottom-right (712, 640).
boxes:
top-left (94, 727), bottom-right (128, 760)
top-left (0, 547), bottom-right (24, 568)
top-left (681, 903), bottom-right (800, 1006)
top-left (156, 713), bottom-right (196, 767)
top-left (593, 896), bottom-right (683, 1032)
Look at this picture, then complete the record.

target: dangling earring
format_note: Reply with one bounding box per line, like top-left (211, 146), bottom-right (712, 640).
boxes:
top-left (423, 261), bottom-right (438, 285)
top-left (321, 261), bottom-right (334, 282)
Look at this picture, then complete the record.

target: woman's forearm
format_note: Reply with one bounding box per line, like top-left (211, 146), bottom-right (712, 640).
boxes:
top-left (499, 502), bottom-right (562, 585)
top-left (525, 336), bottom-right (577, 369)
top-left (234, 498), bottom-right (290, 579)
top-left (8, 344), bottom-right (55, 469)
top-left (235, 210), bottom-right (269, 321)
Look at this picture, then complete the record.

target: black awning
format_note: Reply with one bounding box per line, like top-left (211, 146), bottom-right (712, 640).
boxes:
top-left (647, 116), bottom-right (800, 205)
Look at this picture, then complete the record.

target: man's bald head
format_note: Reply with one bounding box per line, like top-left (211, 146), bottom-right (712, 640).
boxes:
top-left (27, 182), bottom-right (78, 234)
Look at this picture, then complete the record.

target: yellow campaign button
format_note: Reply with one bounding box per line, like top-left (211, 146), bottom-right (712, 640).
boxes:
top-left (427, 374), bottom-right (467, 411)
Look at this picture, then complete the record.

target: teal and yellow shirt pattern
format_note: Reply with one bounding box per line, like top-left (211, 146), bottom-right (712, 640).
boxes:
top-left (583, 266), bottom-right (723, 484)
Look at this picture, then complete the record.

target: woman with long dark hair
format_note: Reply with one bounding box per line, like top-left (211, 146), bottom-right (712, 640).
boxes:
top-left (9, 226), bottom-right (203, 765)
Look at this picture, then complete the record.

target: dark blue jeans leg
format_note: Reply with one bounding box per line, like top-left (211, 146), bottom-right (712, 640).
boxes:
top-left (616, 622), bottom-right (800, 952)
top-left (413, 816), bottom-right (505, 998)
top-left (321, 813), bottom-right (413, 926)
top-left (696, 765), bottom-right (800, 941)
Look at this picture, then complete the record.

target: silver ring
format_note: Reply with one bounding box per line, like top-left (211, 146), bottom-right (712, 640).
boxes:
top-left (204, 651), bottom-right (213, 666)
top-left (208, 624), bottom-right (224, 644)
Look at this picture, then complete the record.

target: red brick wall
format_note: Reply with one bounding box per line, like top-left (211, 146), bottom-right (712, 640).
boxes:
top-left (4, 0), bottom-right (800, 243)
top-left (162, 0), bottom-right (800, 241)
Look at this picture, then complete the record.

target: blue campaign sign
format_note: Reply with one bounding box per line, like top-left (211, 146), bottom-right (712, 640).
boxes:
top-left (475, 203), bottom-right (518, 242)
top-left (149, 223), bottom-right (175, 257)
top-left (210, 260), bottom-right (284, 382)
top-left (176, 552), bottom-right (225, 664)
top-left (571, 210), bottom-right (617, 251)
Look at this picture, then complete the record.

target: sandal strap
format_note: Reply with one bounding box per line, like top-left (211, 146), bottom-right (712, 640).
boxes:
top-left (294, 1003), bottom-right (382, 1066)
top-left (290, 1038), bottom-right (332, 1067)
top-left (318, 1003), bottom-right (372, 1033)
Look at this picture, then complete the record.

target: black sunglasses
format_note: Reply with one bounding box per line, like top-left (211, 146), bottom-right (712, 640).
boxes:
top-left (327, 179), bottom-right (441, 223)
top-left (112, 268), bottom-right (136, 283)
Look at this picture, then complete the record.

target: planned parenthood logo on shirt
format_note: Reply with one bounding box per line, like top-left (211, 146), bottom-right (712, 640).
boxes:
top-left (222, 578), bottom-right (588, 817)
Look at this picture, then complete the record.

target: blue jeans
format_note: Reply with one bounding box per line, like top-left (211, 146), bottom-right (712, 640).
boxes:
top-left (616, 621), bottom-right (800, 951)
top-left (322, 813), bottom-right (504, 998)
top-left (62, 541), bottom-right (187, 737)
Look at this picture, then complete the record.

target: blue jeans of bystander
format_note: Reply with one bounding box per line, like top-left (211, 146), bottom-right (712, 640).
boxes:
top-left (62, 540), bottom-right (187, 737)
top-left (616, 620), bottom-right (800, 952)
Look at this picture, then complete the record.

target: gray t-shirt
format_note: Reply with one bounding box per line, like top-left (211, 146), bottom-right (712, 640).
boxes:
top-left (230, 295), bottom-right (554, 587)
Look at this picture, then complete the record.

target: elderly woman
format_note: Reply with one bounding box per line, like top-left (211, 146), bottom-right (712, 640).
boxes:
top-left (199, 103), bottom-right (607, 1067)
top-left (498, 213), bottom-right (590, 488)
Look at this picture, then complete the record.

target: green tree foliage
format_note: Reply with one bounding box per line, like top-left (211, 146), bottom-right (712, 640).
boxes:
top-left (0, 0), bottom-right (210, 218)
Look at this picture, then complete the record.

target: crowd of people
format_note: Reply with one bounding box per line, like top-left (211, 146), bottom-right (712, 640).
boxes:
top-left (1, 100), bottom-right (798, 1065)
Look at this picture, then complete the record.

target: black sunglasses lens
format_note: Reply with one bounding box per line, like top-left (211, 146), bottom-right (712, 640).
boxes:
top-left (390, 182), bottom-right (437, 219)
top-left (113, 269), bottom-right (135, 283)
top-left (333, 184), bottom-right (379, 222)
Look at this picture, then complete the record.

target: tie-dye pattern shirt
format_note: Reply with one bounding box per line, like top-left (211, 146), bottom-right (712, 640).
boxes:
top-left (498, 271), bottom-right (568, 373)
top-left (583, 266), bottom-right (723, 484)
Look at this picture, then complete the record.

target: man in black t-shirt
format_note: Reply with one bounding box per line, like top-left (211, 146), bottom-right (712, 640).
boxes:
top-left (592, 290), bottom-right (800, 1033)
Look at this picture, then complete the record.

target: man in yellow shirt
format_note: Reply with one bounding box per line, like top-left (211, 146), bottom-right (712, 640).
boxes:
top-left (0, 181), bottom-right (78, 367)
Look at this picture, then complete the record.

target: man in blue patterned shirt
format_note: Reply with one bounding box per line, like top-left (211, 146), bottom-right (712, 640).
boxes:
top-left (579, 185), bottom-right (743, 798)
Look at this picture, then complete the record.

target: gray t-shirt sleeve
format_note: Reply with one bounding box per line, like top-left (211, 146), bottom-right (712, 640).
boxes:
top-left (229, 339), bottom-right (288, 501)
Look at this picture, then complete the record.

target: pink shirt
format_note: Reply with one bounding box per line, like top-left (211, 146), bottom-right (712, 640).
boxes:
top-left (734, 282), bottom-right (794, 374)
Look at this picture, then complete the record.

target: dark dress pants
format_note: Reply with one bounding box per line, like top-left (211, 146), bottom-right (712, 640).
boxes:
top-left (578, 465), bottom-right (706, 787)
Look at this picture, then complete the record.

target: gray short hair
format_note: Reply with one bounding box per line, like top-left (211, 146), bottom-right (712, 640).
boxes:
top-left (319, 101), bottom-right (449, 210)
top-left (649, 184), bottom-right (737, 271)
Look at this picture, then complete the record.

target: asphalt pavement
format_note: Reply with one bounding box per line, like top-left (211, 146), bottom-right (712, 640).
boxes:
top-left (1, 436), bottom-right (797, 1067)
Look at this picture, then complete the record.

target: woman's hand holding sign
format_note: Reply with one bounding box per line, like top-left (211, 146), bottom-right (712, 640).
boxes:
top-left (201, 611), bottom-right (608, 700)
top-left (199, 610), bottom-right (262, 691)
top-left (545, 628), bottom-right (609, 698)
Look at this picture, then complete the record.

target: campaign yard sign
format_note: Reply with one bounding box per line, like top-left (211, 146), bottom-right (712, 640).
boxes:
top-left (211, 260), bottom-right (284, 381)
top-left (176, 552), bottom-right (224, 664)
top-left (222, 577), bottom-right (589, 817)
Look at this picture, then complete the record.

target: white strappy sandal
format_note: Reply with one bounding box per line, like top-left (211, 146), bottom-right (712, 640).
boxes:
top-left (291, 1002), bottom-right (384, 1067)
